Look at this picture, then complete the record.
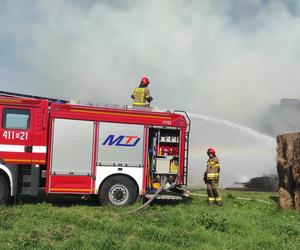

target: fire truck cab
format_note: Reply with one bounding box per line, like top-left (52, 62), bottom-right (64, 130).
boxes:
top-left (0, 91), bottom-right (190, 206)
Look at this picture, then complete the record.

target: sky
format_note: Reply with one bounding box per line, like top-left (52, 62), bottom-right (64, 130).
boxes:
top-left (1, 0), bottom-right (300, 186)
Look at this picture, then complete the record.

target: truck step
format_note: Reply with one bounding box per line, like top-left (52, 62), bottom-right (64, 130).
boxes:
top-left (20, 187), bottom-right (31, 195)
top-left (19, 169), bottom-right (31, 175)
top-left (20, 174), bottom-right (32, 183)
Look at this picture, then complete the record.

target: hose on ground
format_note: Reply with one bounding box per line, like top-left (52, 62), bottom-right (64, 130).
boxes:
top-left (129, 185), bottom-right (162, 213)
top-left (129, 178), bottom-right (177, 213)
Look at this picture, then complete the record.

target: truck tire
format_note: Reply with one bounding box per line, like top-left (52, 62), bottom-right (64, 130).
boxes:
top-left (0, 175), bottom-right (9, 205)
top-left (100, 176), bottom-right (138, 206)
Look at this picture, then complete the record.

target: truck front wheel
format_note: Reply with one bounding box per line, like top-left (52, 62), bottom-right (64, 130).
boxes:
top-left (100, 176), bottom-right (138, 206)
top-left (0, 175), bottom-right (9, 205)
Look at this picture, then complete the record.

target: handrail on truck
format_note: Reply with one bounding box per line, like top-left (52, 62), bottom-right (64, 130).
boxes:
top-left (173, 110), bottom-right (191, 186)
top-left (0, 90), bottom-right (68, 103)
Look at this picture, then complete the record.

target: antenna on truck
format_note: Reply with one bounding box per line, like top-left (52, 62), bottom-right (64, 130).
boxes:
top-left (0, 90), bottom-right (68, 103)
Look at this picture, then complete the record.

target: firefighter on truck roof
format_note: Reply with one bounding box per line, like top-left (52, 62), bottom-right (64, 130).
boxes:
top-left (203, 147), bottom-right (223, 206)
top-left (131, 77), bottom-right (153, 107)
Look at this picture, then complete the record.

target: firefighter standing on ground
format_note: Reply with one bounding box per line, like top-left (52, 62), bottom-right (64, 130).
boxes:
top-left (203, 148), bottom-right (223, 206)
top-left (131, 77), bottom-right (153, 107)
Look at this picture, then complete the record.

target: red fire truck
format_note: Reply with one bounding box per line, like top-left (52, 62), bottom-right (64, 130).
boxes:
top-left (0, 91), bottom-right (190, 206)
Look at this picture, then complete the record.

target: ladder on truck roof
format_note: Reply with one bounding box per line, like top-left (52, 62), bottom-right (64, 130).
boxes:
top-left (82, 102), bottom-right (172, 113)
top-left (0, 90), bottom-right (68, 103)
top-left (173, 110), bottom-right (191, 186)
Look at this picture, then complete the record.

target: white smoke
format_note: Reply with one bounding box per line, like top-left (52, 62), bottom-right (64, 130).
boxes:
top-left (1, 0), bottom-right (300, 123)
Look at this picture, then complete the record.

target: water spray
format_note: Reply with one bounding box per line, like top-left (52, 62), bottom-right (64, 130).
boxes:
top-left (188, 113), bottom-right (276, 148)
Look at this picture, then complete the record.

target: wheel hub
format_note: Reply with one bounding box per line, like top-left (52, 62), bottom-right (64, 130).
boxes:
top-left (109, 184), bottom-right (129, 206)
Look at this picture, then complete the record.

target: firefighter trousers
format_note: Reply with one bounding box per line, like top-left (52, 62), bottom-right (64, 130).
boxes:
top-left (206, 180), bottom-right (222, 205)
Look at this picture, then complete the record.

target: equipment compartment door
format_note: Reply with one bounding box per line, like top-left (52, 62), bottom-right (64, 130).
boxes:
top-left (48, 119), bottom-right (95, 194)
top-left (98, 122), bottom-right (144, 167)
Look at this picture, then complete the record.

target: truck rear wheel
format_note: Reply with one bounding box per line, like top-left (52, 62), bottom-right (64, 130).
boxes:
top-left (100, 176), bottom-right (138, 206)
top-left (0, 175), bottom-right (9, 205)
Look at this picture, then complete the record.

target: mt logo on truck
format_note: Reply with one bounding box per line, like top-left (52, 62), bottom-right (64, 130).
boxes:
top-left (102, 135), bottom-right (141, 147)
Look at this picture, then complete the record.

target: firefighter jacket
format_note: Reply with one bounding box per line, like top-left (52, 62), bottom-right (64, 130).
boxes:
top-left (206, 156), bottom-right (220, 181)
top-left (131, 86), bottom-right (152, 107)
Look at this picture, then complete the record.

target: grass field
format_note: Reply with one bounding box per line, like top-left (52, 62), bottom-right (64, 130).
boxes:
top-left (0, 190), bottom-right (300, 250)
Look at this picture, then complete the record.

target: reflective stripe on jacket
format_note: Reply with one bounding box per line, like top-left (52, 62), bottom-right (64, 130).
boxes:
top-left (207, 173), bottom-right (219, 179)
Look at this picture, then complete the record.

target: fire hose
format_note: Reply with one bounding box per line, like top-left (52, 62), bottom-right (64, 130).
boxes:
top-left (130, 178), bottom-right (173, 213)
